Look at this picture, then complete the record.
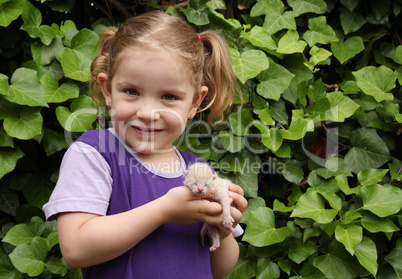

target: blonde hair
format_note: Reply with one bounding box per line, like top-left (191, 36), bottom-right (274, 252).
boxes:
top-left (90, 12), bottom-right (239, 123)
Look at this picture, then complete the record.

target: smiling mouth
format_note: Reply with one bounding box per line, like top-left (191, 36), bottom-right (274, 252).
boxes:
top-left (132, 126), bottom-right (162, 136)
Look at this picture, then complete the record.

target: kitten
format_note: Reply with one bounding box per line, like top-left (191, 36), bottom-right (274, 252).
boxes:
top-left (183, 163), bottom-right (234, 251)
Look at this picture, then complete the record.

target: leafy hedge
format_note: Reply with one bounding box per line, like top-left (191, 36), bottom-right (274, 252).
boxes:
top-left (1, 0), bottom-right (402, 278)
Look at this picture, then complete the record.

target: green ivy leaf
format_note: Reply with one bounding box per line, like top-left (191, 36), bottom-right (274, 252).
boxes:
top-left (342, 210), bottom-right (362, 224)
top-left (0, 126), bottom-right (13, 147)
top-left (304, 46), bottom-right (332, 69)
top-left (71, 28), bottom-right (99, 64)
top-left (288, 239), bottom-right (318, 264)
top-left (42, 0), bottom-right (75, 12)
top-left (352, 65), bottom-right (395, 102)
top-left (357, 168), bottom-right (389, 186)
top-left (31, 35), bottom-right (63, 66)
top-left (287, 0), bottom-right (327, 16)
top-left (339, 8), bottom-right (366, 35)
top-left (258, 0), bottom-right (296, 35)
top-left (257, 57), bottom-right (295, 100)
top-left (273, 199), bottom-right (294, 213)
top-left (356, 237), bottom-right (379, 276)
top-left (296, 259), bottom-right (326, 279)
top-left (331, 36), bottom-right (365, 64)
top-left (56, 95), bottom-right (98, 132)
top-left (384, 244), bottom-right (402, 278)
top-left (277, 30), bottom-right (307, 54)
top-left (0, 185), bottom-right (19, 216)
top-left (344, 128), bottom-right (392, 173)
top-left (313, 241), bottom-right (362, 279)
top-left (5, 68), bottom-right (48, 107)
top-left (361, 184), bottom-right (402, 217)
top-left (256, 258), bottom-right (280, 279)
top-left (23, 59), bottom-right (64, 82)
top-left (23, 176), bottom-right (54, 209)
top-left (282, 160), bottom-right (304, 184)
top-left (340, 0), bottom-right (359, 12)
top-left (206, 0), bottom-right (226, 10)
top-left (0, 73), bottom-right (9, 95)
top-left (9, 236), bottom-right (48, 277)
top-left (3, 217), bottom-right (44, 246)
top-left (229, 109), bottom-right (254, 136)
top-left (303, 16), bottom-right (339, 47)
top-left (253, 122), bottom-right (283, 151)
top-left (0, 0), bottom-right (25, 27)
top-left (45, 258), bottom-right (67, 277)
top-left (208, 9), bottom-right (242, 33)
top-left (317, 191), bottom-right (342, 210)
top-left (243, 207), bottom-right (291, 247)
top-left (240, 26), bottom-right (277, 52)
top-left (316, 158), bottom-right (353, 179)
top-left (42, 129), bottom-right (68, 156)
top-left (360, 212), bottom-right (399, 233)
top-left (230, 48), bottom-right (269, 84)
top-left (186, 0), bottom-right (209, 26)
top-left (335, 174), bottom-right (360, 195)
top-left (218, 131), bottom-right (245, 153)
top-left (216, 150), bottom-right (261, 197)
top-left (3, 107), bottom-right (43, 140)
top-left (280, 118), bottom-right (313, 140)
top-left (55, 47), bottom-right (90, 82)
top-left (0, 146), bottom-right (24, 179)
top-left (224, 170), bottom-right (258, 198)
top-left (41, 74), bottom-right (79, 103)
top-left (21, 1), bottom-right (56, 45)
top-left (291, 190), bottom-right (338, 223)
top-left (242, 197), bottom-right (266, 224)
top-left (312, 92), bottom-right (360, 122)
top-left (334, 225), bottom-right (362, 255)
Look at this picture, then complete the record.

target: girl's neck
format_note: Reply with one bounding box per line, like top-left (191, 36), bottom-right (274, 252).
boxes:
top-left (138, 149), bottom-right (182, 173)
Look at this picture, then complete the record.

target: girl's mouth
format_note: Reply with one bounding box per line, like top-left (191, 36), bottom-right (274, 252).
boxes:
top-left (132, 126), bottom-right (162, 137)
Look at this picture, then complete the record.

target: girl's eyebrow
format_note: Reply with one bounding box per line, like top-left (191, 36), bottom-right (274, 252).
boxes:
top-left (161, 88), bottom-right (188, 96)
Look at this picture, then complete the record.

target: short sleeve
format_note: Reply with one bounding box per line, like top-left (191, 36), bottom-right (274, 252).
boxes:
top-left (43, 141), bottom-right (113, 221)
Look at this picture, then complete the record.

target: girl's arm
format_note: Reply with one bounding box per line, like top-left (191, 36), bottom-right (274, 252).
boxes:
top-left (210, 184), bottom-right (248, 278)
top-left (57, 186), bottom-right (222, 268)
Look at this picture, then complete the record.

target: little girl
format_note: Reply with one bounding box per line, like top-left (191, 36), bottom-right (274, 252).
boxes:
top-left (43, 12), bottom-right (247, 279)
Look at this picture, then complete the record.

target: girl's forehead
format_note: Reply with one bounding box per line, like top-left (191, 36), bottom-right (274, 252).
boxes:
top-left (115, 46), bottom-right (196, 83)
top-left (121, 46), bottom-right (186, 66)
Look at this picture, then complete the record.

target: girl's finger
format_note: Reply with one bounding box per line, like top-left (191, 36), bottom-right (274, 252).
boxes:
top-left (229, 191), bottom-right (248, 213)
top-left (229, 184), bottom-right (244, 196)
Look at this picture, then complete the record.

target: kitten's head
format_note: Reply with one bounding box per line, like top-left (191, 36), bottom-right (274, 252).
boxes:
top-left (184, 163), bottom-right (217, 195)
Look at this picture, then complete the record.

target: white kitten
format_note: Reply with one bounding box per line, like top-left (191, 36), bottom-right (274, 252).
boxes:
top-left (183, 163), bottom-right (234, 251)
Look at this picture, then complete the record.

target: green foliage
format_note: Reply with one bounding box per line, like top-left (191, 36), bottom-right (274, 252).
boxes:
top-left (0, 0), bottom-right (401, 278)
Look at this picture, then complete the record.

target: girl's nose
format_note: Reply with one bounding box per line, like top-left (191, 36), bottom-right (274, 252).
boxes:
top-left (136, 103), bottom-right (161, 121)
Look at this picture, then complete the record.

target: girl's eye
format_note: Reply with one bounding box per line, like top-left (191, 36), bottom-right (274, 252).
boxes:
top-left (162, 94), bottom-right (178, 101)
top-left (124, 89), bottom-right (139, 96)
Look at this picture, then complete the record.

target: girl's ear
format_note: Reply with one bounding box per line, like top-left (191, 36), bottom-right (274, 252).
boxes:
top-left (189, 86), bottom-right (208, 118)
top-left (98, 73), bottom-right (111, 104)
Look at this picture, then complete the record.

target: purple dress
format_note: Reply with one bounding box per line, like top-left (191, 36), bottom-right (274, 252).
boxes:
top-left (44, 129), bottom-right (213, 278)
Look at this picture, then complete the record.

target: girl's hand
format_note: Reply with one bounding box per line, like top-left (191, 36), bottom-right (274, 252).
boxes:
top-left (159, 186), bottom-right (224, 225)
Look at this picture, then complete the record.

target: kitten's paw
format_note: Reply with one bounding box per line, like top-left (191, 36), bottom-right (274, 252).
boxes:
top-left (209, 244), bottom-right (219, 252)
top-left (222, 215), bottom-right (234, 231)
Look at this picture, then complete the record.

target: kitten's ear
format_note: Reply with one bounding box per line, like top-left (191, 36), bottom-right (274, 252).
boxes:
top-left (183, 170), bottom-right (189, 177)
top-left (212, 174), bottom-right (217, 180)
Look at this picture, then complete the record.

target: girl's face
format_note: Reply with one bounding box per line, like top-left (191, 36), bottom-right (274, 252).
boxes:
top-left (99, 47), bottom-right (207, 157)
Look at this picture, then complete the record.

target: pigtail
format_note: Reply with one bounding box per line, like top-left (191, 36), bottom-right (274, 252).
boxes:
top-left (199, 30), bottom-right (240, 123)
top-left (90, 29), bottom-right (117, 105)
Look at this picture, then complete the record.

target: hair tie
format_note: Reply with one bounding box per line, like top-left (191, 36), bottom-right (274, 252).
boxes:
top-left (197, 33), bottom-right (201, 41)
